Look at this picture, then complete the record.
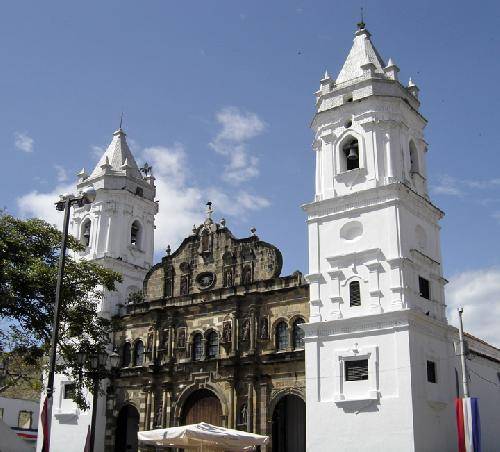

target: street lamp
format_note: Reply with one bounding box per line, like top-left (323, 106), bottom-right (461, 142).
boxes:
top-left (45, 186), bottom-right (96, 442)
top-left (76, 347), bottom-right (120, 452)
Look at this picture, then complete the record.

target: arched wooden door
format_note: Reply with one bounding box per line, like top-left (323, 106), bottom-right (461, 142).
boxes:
top-left (272, 394), bottom-right (306, 452)
top-left (114, 404), bottom-right (140, 452)
top-left (180, 388), bottom-right (222, 426)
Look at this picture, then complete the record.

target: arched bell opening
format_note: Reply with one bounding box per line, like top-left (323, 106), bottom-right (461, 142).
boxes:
top-left (272, 394), bottom-right (306, 452)
top-left (114, 404), bottom-right (139, 452)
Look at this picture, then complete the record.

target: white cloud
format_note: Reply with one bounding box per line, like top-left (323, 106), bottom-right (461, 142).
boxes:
top-left (17, 183), bottom-right (76, 228)
top-left (432, 175), bottom-right (462, 196)
top-left (16, 134), bottom-right (271, 255)
top-left (446, 267), bottom-right (500, 348)
top-left (54, 165), bottom-right (68, 182)
top-left (143, 145), bottom-right (271, 253)
top-left (210, 107), bottom-right (265, 184)
top-left (91, 145), bottom-right (105, 160)
top-left (14, 131), bottom-right (34, 153)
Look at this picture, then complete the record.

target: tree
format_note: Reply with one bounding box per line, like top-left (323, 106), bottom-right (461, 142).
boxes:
top-left (0, 212), bottom-right (121, 408)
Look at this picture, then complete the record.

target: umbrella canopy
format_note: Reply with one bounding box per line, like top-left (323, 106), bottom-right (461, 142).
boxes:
top-left (138, 422), bottom-right (269, 451)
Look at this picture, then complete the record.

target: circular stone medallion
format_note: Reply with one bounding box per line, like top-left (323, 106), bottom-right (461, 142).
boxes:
top-left (196, 272), bottom-right (216, 289)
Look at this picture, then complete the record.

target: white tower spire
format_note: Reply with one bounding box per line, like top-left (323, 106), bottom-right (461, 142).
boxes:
top-left (302, 23), bottom-right (452, 452)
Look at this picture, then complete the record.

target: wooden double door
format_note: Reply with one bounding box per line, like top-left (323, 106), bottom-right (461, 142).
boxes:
top-left (180, 388), bottom-right (223, 426)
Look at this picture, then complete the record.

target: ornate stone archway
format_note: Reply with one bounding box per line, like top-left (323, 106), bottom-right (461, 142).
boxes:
top-left (174, 383), bottom-right (228, 427)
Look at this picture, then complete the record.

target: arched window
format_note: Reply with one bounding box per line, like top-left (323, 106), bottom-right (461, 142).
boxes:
top-left (276, 321), bottom-right (288, 351)
top-left (349, 281), bottom-right (361, 307)
top-left (81, 219), bottom-right (91, 247)
top-left (130, 221), bottom-right (141, 247)
top-left (133, 340), bottom-right (144, 366)
top-left (223, 268), bottom-right (233, 287)
top-left (343, 138), bottom-right (359, 171)
top-left (122, 342), bottom-right (131, 367)
top-left (206, 331), bottom-right (219, 359)
top-left (201, 230), bottom-right (210, 252)
top-left (409, 141), bottom-right (418, 174)
top-left (193, 333), bottom-right (203, 361)
top-left (293, 318), bottom-right (305, 349)
top-left (242, 265), bottom-right (252, 285)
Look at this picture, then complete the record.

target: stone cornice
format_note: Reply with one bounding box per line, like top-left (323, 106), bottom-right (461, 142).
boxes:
top-left (302, 182), bottom-right (443, 224)
top-left (301, 309), bottom-right (452, 341)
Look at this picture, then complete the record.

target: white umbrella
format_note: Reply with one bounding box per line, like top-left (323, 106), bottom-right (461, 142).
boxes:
top-left (138, 422), bottom-right (269, 451)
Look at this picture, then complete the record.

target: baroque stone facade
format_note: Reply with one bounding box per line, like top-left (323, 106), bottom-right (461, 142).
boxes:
top-left (106, 209), bottom-right (308, 451)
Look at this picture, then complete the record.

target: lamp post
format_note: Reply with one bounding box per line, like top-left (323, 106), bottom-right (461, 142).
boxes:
top-left (45, 186), bottom-right (96, 444)
top-left (76, 348), bottom-right (120, 452)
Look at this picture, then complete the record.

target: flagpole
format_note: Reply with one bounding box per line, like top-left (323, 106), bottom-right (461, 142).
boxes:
top-left (457, 307), bottom-right (470, 398)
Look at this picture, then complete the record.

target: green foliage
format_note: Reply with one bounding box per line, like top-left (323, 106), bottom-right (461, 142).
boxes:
top-left (0, 212), bottom-right (122, 409)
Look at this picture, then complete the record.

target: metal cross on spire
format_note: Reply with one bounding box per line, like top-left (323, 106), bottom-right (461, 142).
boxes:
top-left (119, 112), bottom-right (124, 130)
top-left (357, 6), bottom-right (366, 30)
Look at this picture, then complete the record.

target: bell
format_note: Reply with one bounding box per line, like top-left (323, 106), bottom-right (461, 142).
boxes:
top-left (347, 146), bottom-right (358, 160)
top-left (83, 230), bottom-right (90, 239)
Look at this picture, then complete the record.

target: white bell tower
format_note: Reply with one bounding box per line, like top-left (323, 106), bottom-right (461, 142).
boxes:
top-left (39, 126), bottom-right (158, 452)
top-left (71, 126), bottom-right (158, 316)
top-left (302, 22), bottom-right (456, 451)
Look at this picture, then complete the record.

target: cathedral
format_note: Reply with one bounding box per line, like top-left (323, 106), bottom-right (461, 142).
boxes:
top-left (40, 21), bottom-right (500, 452)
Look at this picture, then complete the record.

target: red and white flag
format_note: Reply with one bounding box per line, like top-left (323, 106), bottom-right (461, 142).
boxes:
top-left (40, 396), bottom-right (52, 452)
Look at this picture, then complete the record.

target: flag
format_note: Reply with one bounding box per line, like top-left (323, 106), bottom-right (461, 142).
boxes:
top-left (456, 397), bottom-right (481, 452)
top-left (84, 425), bottom-right (91, 452)
top-left (40, 396), bottom-right (51, 452)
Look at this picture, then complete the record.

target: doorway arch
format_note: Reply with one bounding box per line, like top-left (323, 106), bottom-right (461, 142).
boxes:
top-left (180, 388), bottom-right (223, 426)
top-left (272, 394), bottom-right (306, 452)
top-left (114, 404), bottom-right (140, 452)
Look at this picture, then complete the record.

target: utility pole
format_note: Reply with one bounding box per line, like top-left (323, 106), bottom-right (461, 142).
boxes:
top-left (457, 307), bottom-right (470, 398)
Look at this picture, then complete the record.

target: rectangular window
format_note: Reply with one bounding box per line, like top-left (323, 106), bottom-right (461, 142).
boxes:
top-left (0, 407), bottom-right (3, 419)
top-left (345, 359), bottom-right (369, 381)
top-left (64, 382), bottom-right (76, 399)
top-left (18, 411), bottom-right (32, 429)
top-left (419, 276), bottom-right (430, 300)
top-left (349, 281), bottom-right (361, 307)
top-left (427, 360), bottom-right (437, 383)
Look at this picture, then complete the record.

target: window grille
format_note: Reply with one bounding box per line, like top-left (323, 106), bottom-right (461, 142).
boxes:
top-left (122, 342), bottom-right (131, 367)
top-left (349, 281), bottom-right (361, 307)
top-left (193, 333), bottom-right (203, 361)
top-left (276, 321), bottom-right (288, 351)
top-left (427, 360), bottom-right (437, 383)
top-left (206, 331), bottom-right (219, 359)
top-left (419, 276), bottom-right (430, 300)
top-left (345, 359), bottom-right (368, 381)
top-left (64, 383), bottom-right (76, 399)
top-left (134, 340), bottom-right (144, 366)
top-left (293, 318), bottom-right (305, 349)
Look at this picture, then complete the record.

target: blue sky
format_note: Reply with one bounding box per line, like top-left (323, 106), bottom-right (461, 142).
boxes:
top-left (2, 1), bottom-right (500, 343)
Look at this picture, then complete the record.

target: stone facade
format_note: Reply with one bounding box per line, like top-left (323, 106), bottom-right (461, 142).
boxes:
top-left (106, 212), bottom-right (308, 451)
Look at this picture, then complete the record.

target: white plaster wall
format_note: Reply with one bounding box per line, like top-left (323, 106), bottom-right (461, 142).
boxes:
top-left (36, 373), bottom-right (107, 452)
top-left (0, 396), bottom-right (39, 430)
top-left (304, 312), bottom-right (416, 452)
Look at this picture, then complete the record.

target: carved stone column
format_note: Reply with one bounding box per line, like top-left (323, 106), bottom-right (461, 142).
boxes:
top-left (249, 310), bottom-right (256, 355)
top-left (327, 269), bottom-right (344, 319)
top-left (366, 261), bottom-right (384, 314)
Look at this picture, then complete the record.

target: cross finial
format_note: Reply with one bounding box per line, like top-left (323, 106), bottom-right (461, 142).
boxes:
top-left (357, 7), bottom-right (365, 30)
top-left (119, 112), bottom-right (124, 130)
